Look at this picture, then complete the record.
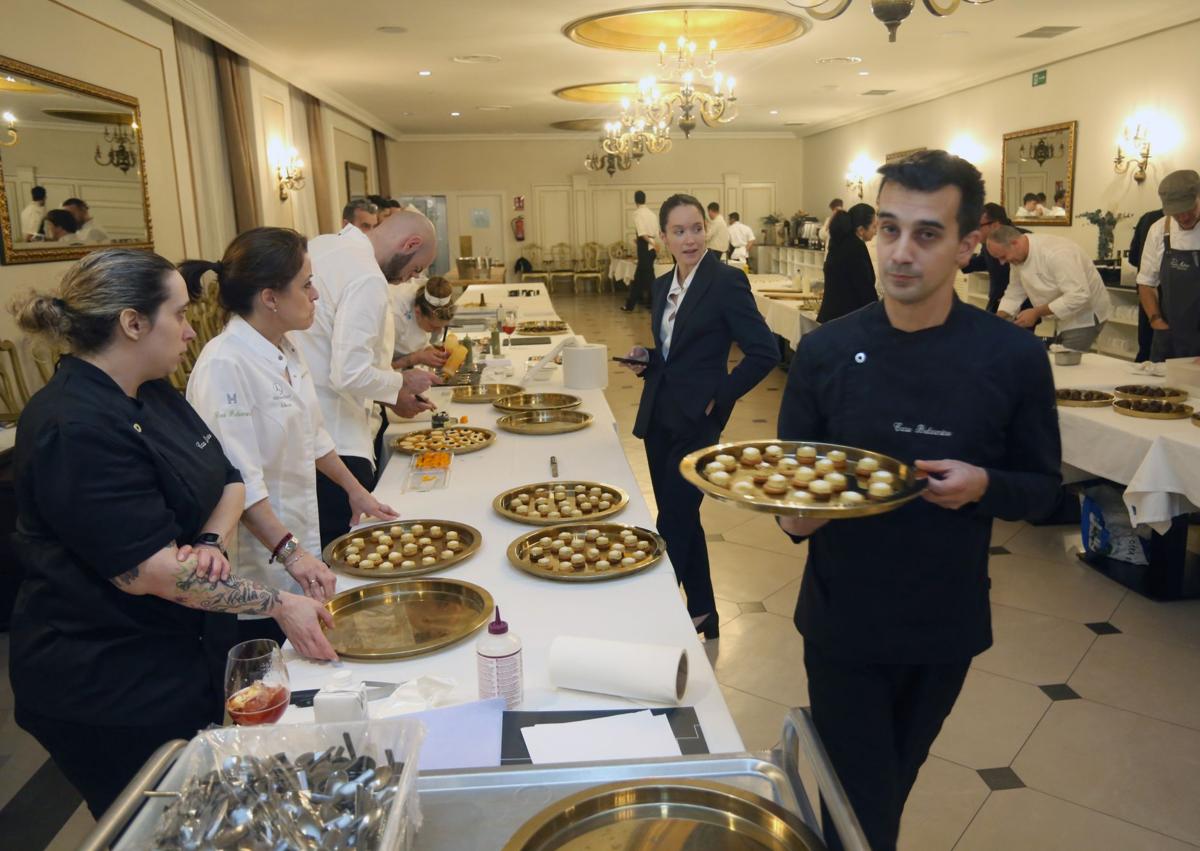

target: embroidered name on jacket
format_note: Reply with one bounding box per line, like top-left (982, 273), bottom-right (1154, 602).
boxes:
top-left (893, 422), bottom-right (953, 437)
top-left (195, 432), bottom-right (214, 449)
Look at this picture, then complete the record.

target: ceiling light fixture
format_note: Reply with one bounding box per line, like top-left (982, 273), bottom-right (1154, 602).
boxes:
top-left (450, 112), bottom-right (461, 117)
top-left (418, 70), bottom-right (432, 77)
top-left (858, 70), bottom-right (871, 76)
top-left (788, 1), bottom-right (995, 43)
top-left (816, 56), bottom-right (862, 64)
top-left (769, 109), bottom-right (780, 115)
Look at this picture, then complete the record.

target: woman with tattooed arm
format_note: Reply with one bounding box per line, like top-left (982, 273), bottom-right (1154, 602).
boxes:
top-left (7, 249), bottom-right (337, 817)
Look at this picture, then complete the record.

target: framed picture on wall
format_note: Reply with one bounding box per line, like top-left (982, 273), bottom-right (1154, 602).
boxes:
top-left (345, 162), bottom-right (368, 200)
top-left (513, 195), bottom-right (525, 211)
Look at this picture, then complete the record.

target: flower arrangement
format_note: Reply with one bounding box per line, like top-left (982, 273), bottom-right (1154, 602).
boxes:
top-left (1075, 209), bottom-right (1133, 260)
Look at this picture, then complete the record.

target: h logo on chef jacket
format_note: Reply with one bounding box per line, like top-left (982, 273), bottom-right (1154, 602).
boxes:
top-left (226, 392), bottom-right (238, 406)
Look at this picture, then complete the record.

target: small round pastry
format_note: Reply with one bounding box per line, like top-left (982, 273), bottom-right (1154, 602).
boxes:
top-left (558, 546), bottom-right (573, 559)
top-left (868, 481), bottom-right (894, 501)
top-left (740, 446), bottom-right (762, 467)
top-left (792, 490), bottom-right (814, 505)
top-left (530, 546), bottom-right (544, 559)
top-left (778, 457), bottom-right (799, 474)
top-left (578, 501), bottom-right (592, 513)
top-left (534, 486), bottom-right (548, 494)
top-left (418, 537), bottom-right (432, 547)
top-left (621, 557), bottom-right (636, 566)
top-left (537, 557), bottom-right (551, 567)
top-left (809, 479), bottom-right (833, 501)
top-left (446, 530), bottom-right (459, 541)
top-left (708, 470), bottom-right (732, 488)
top-left (402, 543), bottom-right (419, 557)
top-left (344, 546), bottom-right (360, 556)
top-left (595, 560), bottom-right (611, 571)
top-left (571, 509), bottom-right (584, 518)
top-left (825, 472), bottom-right (848, 493)
top-left (358, 558), bottom-right (377, 569)
top-left (548, 511), bottom-right (562, 520)
top-left (345, 554), bottom-right (361, 566)
top-left (598, 500), bottom-right (612, 511)
top-left (716, 454), bottom-right (738, 472)
top-left (570, 553), bottom-right (585, 567)
top-left (585, 529), bottom-right (600, 541)
top-left (539, 536), bottom-right (554, 547)
top-left (584, 546), bottom-right (600, 560)
top-left (558, 531), bottom-right (574, 542)
top-left (732, 480), bottom-right (756, 496)
top-left (421, 556), bottom-right (437, 566)
top-left (607, 549), bottom-right (623, 562)
top-left (447, 540), bottom-right (461, 552)
top-left (387, 552), bottom-right (403, 564)
top-left (430, 526), bottom-right (444, 538)
top-left (854, 457), bottom-right (879, 478)
top-left (763, 473), bottom-right (790, 495)
top-left (764, 444), bottom-right (784, 462)
top-left (815, 458), bottom-right (836, 476)
top-left (371, 530), bottom-right (384, 541)
top-left (401, 560), bottom-right (416, 569)
top-left (796, 445), bottom-right (818, 464)
top-left (792, 466), bottom-right (816, 489)
top-left (827, 449), bottom-right (848, 470)
top-left (537, 504), bottom-right (551, 515)
top-left (351, 537), bottom-right (365, 548)
top-left (378, 535), bottom-right (393, 546)
top-left (389, 525), bottom-right (404, 537)
top-left (839, 490), bottom-right (865, 507)
top-left (622, 532), bottom-right (638, 544)
top-left (870, 470), bottom-right (895, 486)
top-left (571, 537), bottom-right (586, 551)
top-left (574, 484), bottom-right (586, 493)
top-left (632, 549), bottom-right (646, 560)
top-left (375, 544), bottom-right (390, 556)
top-left (637, 540), bottom-right (651, 550)
top-left (400, 532), bottom-right (415, 544)
top-left (590, 486), bottom-right (602, 495)
top-left (705, 460), bottom-right (725, 475)
top-left (365, 553), bottom-right (382, 565)
top-left (421, 545), bottom-right (437, 556)
top-left (440, 549), bottom-right (454, 560)
top-left (411, 524), bottom-right (425, 535)
top-left (515, 505), bottom-right (530, 516)
top-left (596, 535), bottom-right (610, 549)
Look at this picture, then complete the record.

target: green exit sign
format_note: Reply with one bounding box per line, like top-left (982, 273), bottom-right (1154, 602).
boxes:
top-left (1032, 69), bottom-right (1047, 87)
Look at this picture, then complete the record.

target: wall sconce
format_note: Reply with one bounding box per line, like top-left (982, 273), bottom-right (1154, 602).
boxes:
top-left (269, 139), bottom-right (305, 201)
top-left (1113, 124), bottom-right (1151, 183)
top-left (845, 154), bottom-right (878, 200)
top-left (1, 111), bottom-right (17, 148)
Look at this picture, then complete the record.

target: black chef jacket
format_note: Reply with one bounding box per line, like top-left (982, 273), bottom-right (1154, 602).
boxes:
top-left (778, 299), bottom-right (1062, 664)
top-left (9, 356), bottom-right (243, 726)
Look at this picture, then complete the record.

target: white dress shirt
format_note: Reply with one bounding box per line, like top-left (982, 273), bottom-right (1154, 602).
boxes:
top-left (78, 220), bottom-right (109, 243)
top-left (187, 316), bottom-right (336, 594)
top-left (633, 205), bottom-right (658, 244)
top-left (728, 221), bottom-right (756, 262)
top-left (999, 233), bottom-right (1113, 331)
top-left (660, 262), bottom-right (700, 360)
top-left (19, 202), bottom-right (44, 240)
top-left (391, 281), bottom-right (432, 357)
top-left (293, 225), bottom-right (405, 464)
top-left (1136, 217), bottom-right (1200, 288)
top-left (706, 214), bottom-right (730, 253)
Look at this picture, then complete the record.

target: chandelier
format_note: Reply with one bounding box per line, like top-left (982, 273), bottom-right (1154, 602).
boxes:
top-left (646, 11), bottom-right (738, 136)
top-left (1019, 137), bottom-right (1064, 167)
top-left (584, 147), bottom-right (635, 178)
top-left (95, 123), bottom-right (137, 173)
top-left (1, 111), bottom-right (16, 148)
top-left (785, 0), bottom-right (995, 43)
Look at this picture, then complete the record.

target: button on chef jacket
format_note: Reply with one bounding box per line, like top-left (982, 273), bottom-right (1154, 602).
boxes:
top-left (293, 224), bottom-right (405, 466)
top-left (9, 356), bottom-right (243, 725)
top-left (391, 280), bottom-right (433, 359)
top-left (187, 316), bottom-right (335, 595)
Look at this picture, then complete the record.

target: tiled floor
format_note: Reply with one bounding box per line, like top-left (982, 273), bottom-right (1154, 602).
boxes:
top-left (3, 288), bottom-right (1199, 849)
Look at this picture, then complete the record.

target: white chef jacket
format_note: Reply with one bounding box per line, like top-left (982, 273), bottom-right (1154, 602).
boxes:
top-left (293, 225), bottom-right (404, 465)
top-left (706, 214), bottom-right (730, 253)
top-left (19, 202), bottom-right (44, 240)
top-left (78, 220), bottom-right (109, 243)
top-left (999, 233), bottom-right (1113, 331)
top-left (661, 262), bottom-right (700, 360)
top-left (633, 205), bottom-right (658, 244)
top-left (391, 281), bottom-right (432, 358)
top-left (728, 221), bottom-right (756, 262)
top-left (1136, 216), bottom-right (1200, 288)
top-left (187, 316), bottom-right (336, 595)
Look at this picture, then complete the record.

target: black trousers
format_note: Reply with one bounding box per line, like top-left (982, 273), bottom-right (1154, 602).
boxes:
top-left (644, 414), bottom-right (722, 619)
top-left (804, 641), bottom-right (970, 851)
top-left (316, 454), bottom-right (375, 549)
top-left (16, 702), bottom-right (219, 818)
top-left (237, 614), bottom-right (286, 647)
top-left (625, 241), bottom-right (656, 308)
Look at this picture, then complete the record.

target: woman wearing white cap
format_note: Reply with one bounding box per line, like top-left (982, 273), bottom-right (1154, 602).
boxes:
top-left (391, 275), bottom-right (459, 370)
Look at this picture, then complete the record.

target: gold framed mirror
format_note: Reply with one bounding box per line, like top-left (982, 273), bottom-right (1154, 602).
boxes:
top-left (1000, 121), bottom-right (1077, 227)
top-left (0, 54), bottom-right (152, 265)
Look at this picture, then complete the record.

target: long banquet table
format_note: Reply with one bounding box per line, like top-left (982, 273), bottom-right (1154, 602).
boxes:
top-left (281, 297), bottom-right (743, 755)
top-left (748, 275), bottom-right (820, 349)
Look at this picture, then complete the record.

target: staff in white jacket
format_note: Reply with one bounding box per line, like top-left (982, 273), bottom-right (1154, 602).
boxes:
top-left (295, 211), bottom-right (440, 545)
top-left (184, 228), bottom-right (398, 645)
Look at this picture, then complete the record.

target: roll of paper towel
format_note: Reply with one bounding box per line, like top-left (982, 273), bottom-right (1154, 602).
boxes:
top-left (563, 343), bottom-right (608, 390)
top-left (548, 636), bottom-right (687, 703)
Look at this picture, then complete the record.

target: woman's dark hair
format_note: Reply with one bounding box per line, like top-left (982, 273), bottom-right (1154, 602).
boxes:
top-left (413, 276), bottom-right (458, 323)
top-left (658, 193), bottom-right (706, 232)
top-left (178, 227), bottom-right (307, 316)
top-left (44, 209), bottom-right (78, 234)
top-left (11, 249), bottom-right (176, 354)
top-left (828, 203), bottom-right (876, 252)
top-left (877, 149), bottom-right (985, 240)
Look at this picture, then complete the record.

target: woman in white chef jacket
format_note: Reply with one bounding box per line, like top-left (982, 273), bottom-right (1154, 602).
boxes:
top-left (183, 227), bottom-right (398, 644)
top-left (390, 275), bottom-right (459, 369)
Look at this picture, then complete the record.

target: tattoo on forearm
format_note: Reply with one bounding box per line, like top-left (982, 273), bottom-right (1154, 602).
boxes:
top-left (171, 558), bottom-right (282, 615)
top-left (112, 566), bottom-right (140, 587)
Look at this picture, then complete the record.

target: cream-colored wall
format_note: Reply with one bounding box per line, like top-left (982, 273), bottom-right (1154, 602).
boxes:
top-left (802, 20), bottom-right (1200, 257)
top-left (327, 111), bottom-right (375, 226)
top-left (0, 0), bottom-right (199, 366)
top-left (385, 135), bottom-right (804, 269)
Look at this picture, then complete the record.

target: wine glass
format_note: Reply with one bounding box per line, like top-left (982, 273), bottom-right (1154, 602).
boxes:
top-left (501, 309), bottom-right (518, 347)
top-left (224, 638), bottom-right (290, 726)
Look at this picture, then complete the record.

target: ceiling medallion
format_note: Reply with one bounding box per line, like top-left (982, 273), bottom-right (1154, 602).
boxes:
top-left (786, 0), bottom-right (994, 42)
top-left (563, 5), bottom-right (810, 52)
top-left (554, 80), bottom-right (712, 105)
top-left (551, 118), bottom-right (609, 132)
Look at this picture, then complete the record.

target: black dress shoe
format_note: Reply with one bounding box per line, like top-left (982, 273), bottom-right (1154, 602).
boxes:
top-left (694, 613), bottom-right (719, 640)
top-left (619, 305), bottom-right (635, 312)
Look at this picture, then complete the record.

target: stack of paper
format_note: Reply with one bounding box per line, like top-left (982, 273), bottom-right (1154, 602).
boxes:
top-left (520, 710), bottom-right (683, 765)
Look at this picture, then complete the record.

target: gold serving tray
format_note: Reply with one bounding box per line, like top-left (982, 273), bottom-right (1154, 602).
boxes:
top-left (1112, 400), bottom-right (1194, 420)
top-left (494, 481), bottom-right (629, 525)
top-left (680, 440), bottom-right (927, 518)
top-left (323, 578), bottom-right (494, 661)
top-left (321, 519), bottom-right (481, 579)
top-left (1113, 385), bottom-right (1189, 404)
top-left (506, 522), bottom-right (664, 581)
top-left (451, 383), bottom-right (524, 404)
top-left (497, 410), bottom-right (593, 435)
top-left (1055, 389), bottom-right (1115, 407)
top-left (493, 392), bottom-right (583, 413)
top-left (392, 426), bottom-right (496, 455)
top-left (503, 778), bottom-right (824, 850)
top-left (516, 320), bottom-right (568, 335)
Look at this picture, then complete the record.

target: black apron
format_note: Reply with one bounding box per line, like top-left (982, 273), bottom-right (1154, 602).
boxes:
top-left (1155, 218), bottom-right (1200, 358)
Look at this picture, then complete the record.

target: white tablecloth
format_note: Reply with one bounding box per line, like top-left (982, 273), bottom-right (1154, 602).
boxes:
top-left (1053, 353), bottom-right (1200, 532)
top-left (457, 282), bottom-right (554, 317)
top-left (283, 325), bottom-right (743, 755)
top-left (748, 277), bottom-right (818, 348)
top-left (608, 258), bottom-right (636, 285)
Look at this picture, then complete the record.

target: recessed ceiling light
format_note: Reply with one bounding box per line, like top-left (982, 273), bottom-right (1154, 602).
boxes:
top-left (376, 26), bottom-right (407, 34)
top-left (418, 70), bottom-right (432, 77)
top-left (453, 54), bottom-right (502, 64)
top-left (816, 56), bottom-right (862, 65)
top-left (450, 111), bottom-right (461, 117)
top-left (769, 109), bottom-right (780, 115)
top-left (858, 71), bottom-right (870, 76)
top-left (477, 105), bottom-right (512, 111)
top-left (400, 112), bottom-right (413, 117)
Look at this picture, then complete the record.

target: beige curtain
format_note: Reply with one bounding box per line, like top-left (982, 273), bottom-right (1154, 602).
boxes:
top-left (304, 94), bottom-right (336, 235)
top-left (213, 44), bottom-right (261, 232)
top-left (373, 130), bottom-right (391, 198)
top-left (288, 86), bottom-right (321, 238)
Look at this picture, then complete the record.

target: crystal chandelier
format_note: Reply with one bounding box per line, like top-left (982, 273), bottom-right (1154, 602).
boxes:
top-left (645, 11), bottom-right (738, 137)
top-left (786, 0), bottom-right (995, 43)
top-left (1019, 137), bottom-right (1064, 167)
top-left (95, 123), bottom-right (137, 173)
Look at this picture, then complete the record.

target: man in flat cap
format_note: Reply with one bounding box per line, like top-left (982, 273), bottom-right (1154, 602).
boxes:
top-left (1138, 169), bottom-right (1200, 359)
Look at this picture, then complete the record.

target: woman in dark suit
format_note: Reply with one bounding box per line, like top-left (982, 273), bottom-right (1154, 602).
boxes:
top-left (817, 203), bottom-right (878, 324)
top-left (623, 194), bottom-right (777, 638)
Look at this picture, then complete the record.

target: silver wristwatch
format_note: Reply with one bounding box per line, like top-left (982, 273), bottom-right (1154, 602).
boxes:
top-left (275, 537), bottom-right (299, 564)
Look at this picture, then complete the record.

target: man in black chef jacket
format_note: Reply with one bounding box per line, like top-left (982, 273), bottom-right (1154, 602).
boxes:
top-left (776, 150), bottom-right (1062, 851)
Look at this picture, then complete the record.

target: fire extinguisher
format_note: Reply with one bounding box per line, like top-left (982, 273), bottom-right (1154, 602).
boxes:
top-left (511, 215), bottom-right (525, 242)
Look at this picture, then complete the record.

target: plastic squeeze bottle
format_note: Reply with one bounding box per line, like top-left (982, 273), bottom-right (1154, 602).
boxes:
top-left (477, 608), bottom-right (523, 708)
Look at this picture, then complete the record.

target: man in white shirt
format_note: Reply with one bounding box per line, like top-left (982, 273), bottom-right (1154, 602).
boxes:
top-left (1047, 189), bottom-right (1068, 217)
top-left (727, 212), bottom-right (757, 264)
top-left (705, 201), bottom-right (730, 257)
top-left (988, 226), bottom-right (1112, 351)
top-left (1014, 193), bottom-right (1044, 219)
top-left (294, 209), bottom-right (440, 544)
top-left (19, 186), bottom-right (46, 241)
top-left (63, 198), bottom-right (109, 243)
top-left (818, 198), bottom-right (843, 245)
top-left (622, 190), bottom-right (659, 311)
top-left (1137, 169), bottom-right (1200, 360)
